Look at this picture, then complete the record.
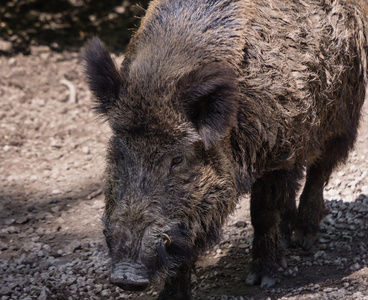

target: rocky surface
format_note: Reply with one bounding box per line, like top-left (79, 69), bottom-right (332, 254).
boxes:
top-left (0, 45), bottom-right (367, 300)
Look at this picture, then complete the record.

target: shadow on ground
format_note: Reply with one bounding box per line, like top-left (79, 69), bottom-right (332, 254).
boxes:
top-left (0, 0), bottom-right (150, 54)
top-left (192, 195), bottom-right (368, 299)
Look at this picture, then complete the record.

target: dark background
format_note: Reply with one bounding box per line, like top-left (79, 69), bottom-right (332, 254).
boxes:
top-left (0, 0), bottom-right (151, 54)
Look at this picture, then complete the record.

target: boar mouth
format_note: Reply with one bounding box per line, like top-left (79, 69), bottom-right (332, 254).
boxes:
top-left (110, 262), bottom-right (150, 291)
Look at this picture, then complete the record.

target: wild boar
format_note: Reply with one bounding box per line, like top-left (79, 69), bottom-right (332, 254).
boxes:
top-left (83, 0), bottom-right (368, 298)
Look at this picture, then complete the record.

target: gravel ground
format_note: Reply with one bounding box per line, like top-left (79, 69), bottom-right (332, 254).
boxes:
top-left (0, 45), bottom-right (367, 300)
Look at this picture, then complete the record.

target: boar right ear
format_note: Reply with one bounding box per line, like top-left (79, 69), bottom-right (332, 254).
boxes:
top-left (180, 63), bottom-right (240, 149)
top-left (83, 38), bottom-right (123, 115)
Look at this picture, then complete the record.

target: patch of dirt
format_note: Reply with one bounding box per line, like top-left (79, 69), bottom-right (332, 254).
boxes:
top-left (0, 46), bottom-right (367, 300)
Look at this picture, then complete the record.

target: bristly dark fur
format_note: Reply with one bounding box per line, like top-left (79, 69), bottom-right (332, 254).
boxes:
top-left (83, 0), bottom-right (368, 298)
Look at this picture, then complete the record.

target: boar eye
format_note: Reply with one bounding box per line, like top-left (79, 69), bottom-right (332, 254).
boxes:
top-left (170, 156), bottom-right (184, 171)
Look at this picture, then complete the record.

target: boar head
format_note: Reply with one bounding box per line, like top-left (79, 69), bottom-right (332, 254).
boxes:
top-left (83, 38), bottom-right (239, 291)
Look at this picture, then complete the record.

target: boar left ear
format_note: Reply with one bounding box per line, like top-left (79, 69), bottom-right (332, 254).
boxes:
top-left (83, 37), bottom-right (124, 115)
top-left (180, 63), bottom-right (240, 149)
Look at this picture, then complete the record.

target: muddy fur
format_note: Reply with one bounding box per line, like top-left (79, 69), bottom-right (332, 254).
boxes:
top-left (83, 0), bottom-right (368, 298)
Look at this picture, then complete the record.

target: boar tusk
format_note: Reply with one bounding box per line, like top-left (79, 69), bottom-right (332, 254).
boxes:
top-left (159, 233), bottom-right (172, 247)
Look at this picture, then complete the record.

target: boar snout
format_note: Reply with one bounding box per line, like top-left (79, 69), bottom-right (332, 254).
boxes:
top-left (110, 262), bottom-right (150, 291)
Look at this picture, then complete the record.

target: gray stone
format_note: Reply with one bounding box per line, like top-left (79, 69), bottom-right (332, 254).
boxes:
top-left (64, 240), bottom-right (81, 255)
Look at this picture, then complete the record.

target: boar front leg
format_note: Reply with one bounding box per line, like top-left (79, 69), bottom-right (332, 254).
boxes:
top-left (247, 169), bottom-right (300, 288)
top-left (157, 263), bottom-right (193, 300)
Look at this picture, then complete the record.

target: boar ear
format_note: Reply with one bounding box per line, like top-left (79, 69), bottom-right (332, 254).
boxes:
top-left (181, 63), bottom-right (239, 149)
top-left (83, 38), bottom-right (124, 115)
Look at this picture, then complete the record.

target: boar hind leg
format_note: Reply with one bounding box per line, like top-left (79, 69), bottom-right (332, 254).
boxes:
top-left (157, 264), bottom-right (192, 300)
top-left (247, 169), bottom-right (300, 288)
top-left (294, 164), bottom-right (328, 249)
top-left (295, 135), bottom-right (354, 249)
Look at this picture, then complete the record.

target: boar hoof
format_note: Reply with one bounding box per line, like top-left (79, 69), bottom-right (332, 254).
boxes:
top-left (260, 275), bottom-right (277, 288)
top-left (245, 272), bottom-right (261, 286)
top-left (246, 272), bottom-right (278, 288)
top-left (280, 238), bottom-right (290, 250)
top-left (279, 257), bottom-right (288, 269)
top-left (294, 229), bottom-right (316, 250)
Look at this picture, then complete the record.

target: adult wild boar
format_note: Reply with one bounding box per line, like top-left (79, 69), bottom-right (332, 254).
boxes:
top-left (83, 0), bottom-right (368, 298)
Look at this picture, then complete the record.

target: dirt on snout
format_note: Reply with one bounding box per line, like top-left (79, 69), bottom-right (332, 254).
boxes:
top-left (0, 45), bottom-right (368, 300)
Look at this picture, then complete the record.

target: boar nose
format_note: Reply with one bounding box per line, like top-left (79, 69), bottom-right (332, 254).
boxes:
top-left (110, 262), bottom-right (150, 291)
